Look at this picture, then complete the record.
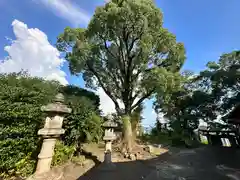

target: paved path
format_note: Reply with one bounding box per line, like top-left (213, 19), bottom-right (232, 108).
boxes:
top-left (78, 146), bottom-right (240, 180)
top-left (145, 147), bottom-right (240, 180)
top-left (77, 160), bottom-right (153, 180)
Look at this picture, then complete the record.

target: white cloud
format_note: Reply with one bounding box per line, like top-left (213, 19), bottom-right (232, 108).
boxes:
top-left (34, 0), bottom-right (126, 115)
top-left (96, 88), bottom-right (125, 116)
top-left (96, 88), bottom-right (117, 115)
top-left (0, 19), bottom-right (68, 85)
top-left (38, 0), bottom-right (91, 26)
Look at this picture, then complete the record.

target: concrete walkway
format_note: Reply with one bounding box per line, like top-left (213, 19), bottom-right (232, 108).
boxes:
top-left (78, 158), bottom-right (154, 180)
top-left (145, 147), bottom-right (240, 180)
top-left (78, 146), bottom-right (240, 180)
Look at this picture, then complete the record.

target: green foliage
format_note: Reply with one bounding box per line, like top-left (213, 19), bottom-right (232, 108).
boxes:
top-left (61, 85), bottom-right (100, 112)
top-left (0, 72), bottom-right (58, 177)
top-left (141, 132), bottom-right (172, 145)
top-left (148, 125), bottom-right (198, 148)
top-left (0, 153), bottom-right (36, 179)
top-left (52, 141), bottom-right (76, 166)
top-left (56, 0), bottom-right (185, 115)
top-left (85, 114), bottom-right (103, 142)
top-left (64, 109), bottom-right (103, 148)
top-left (154, 50), bottom-right (240, 145)
top-left (0, 72), bottom-right (102, 178)
top-left (15, 153), bottom-right (36, 178)
top-left (201, 51), bottom-right (240, 114)
top-left (62, 87), bottom-right (103, 148)
top-left (61, 84), bottom-right (103, 147)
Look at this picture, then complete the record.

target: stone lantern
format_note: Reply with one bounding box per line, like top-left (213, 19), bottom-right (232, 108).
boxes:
top-left (35, 93), bottom-right (71, 174)
top-left (101, 116), bottom-right (118, 170)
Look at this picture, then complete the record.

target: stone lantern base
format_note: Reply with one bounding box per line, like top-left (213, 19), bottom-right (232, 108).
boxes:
top-left (35, 128), bottom-right (64, 174)
top-left (98, 151), bottom-right (116, 171)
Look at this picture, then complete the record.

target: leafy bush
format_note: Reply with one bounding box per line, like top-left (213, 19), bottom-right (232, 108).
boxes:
top-left (141, 131), bottom-right (172, 145)
top-left (147, 126), bottom-right (200, 148)
top-left (0, 73), bottom-right (102, 178)
top-left (61, 85), bottom-right (100, 112)
top-left (0, 153), bottom-right (36, 179)
top-left (63, 95), bottom-right (103, 149)
top-left (0, 73), bottom-right (58, 178)
top-left (52, 141), bottom-right (76, 166)
top-left (15, 153), bottom-right (36, 178)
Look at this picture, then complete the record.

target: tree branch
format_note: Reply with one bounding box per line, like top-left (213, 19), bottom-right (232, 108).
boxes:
top-left (131, 89), bottom-right (155, 111)
top-left (121, 27), bottom-right (143, 111)
top-left (96, 54), bottom-right (123, 91)
top-left (86, 62), bottom-right (121, 113)
top-left (99, 34), bottom-right (126, 77)
top-left (118, 38), bottom-right (127, 75)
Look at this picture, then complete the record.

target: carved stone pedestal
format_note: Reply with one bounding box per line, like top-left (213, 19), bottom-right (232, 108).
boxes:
top-left (100, 117), bottom-right (118, 171)
top-left (35, 93), bottom-right (71, 175)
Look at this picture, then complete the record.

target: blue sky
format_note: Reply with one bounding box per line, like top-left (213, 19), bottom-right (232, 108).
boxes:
top-left (0, 0), bottom-right (240, 127)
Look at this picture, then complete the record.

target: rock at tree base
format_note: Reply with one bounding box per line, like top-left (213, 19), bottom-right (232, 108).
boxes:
top-left (129, 153), bottom-right (136, 160)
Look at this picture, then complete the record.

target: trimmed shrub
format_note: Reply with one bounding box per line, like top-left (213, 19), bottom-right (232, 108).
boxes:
top-left (0, 73), bottom-right (102, 178)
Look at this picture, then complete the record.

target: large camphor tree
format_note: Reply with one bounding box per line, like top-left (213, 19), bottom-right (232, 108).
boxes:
top-left (56, 0), bottom-right (185, 152)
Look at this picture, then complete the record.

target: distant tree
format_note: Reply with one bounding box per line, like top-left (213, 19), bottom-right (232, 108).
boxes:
top-left (199, 51), bottom-right (240, 114)
top-left (155, 50), bottom-right (240, 138)
top-left (61, 85), bottom-right (100, 112)
top-left (56, 0), bottom-right (185, 152)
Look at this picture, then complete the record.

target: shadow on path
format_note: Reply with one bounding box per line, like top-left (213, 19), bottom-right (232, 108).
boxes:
top-left (80, 148), bottom-right (101, 166)
top-left (77, 146), bottom-right (240, 180)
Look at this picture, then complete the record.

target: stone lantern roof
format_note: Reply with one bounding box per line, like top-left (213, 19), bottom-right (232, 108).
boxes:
top-left (41, 93), bottom-right (72, 114)
top-left (103, 120), bottom-right (118, 128)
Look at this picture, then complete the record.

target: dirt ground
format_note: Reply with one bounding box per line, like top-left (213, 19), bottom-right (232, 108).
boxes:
top-left (27, 142), bottom-right (167, 180)
top-left (76, 143), bottom-right (168, 180)
top-left (27, 142), bottom-right (240, 180)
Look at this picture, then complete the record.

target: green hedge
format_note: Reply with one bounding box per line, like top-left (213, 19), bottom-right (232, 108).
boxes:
top-left (0, 73), bottom-right (102, 178)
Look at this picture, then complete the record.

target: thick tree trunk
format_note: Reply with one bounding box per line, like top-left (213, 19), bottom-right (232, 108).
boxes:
top-left (122, 115), bottom-right (133, 153)
top-left (132, 121), bottom-right (138, 141)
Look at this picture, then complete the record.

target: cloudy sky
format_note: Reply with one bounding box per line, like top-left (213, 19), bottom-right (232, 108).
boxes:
top-left (0, 0), bottom-right (240, 128)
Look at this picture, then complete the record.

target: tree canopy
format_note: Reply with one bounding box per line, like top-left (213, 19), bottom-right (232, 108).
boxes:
top-left (155, 50), bottom-right (240, 133)
top-left (56, 0), bottom-right (185, 115)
